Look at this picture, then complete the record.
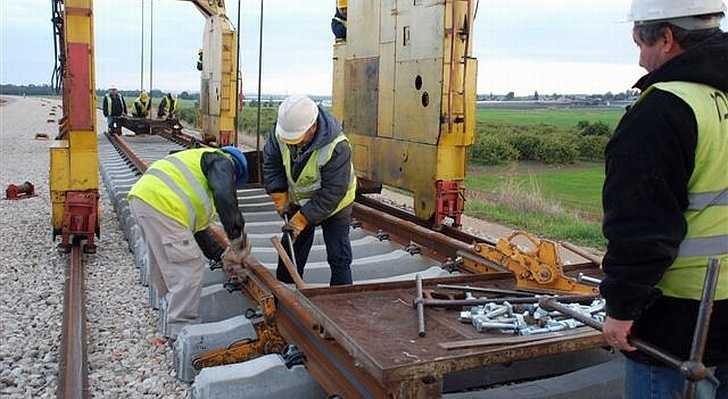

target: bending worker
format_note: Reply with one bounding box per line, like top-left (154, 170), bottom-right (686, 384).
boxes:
top-left (263, 95), bottom-right (357, 286)
top-left (600, 1), bottom-right (727, 397)
top-left (102, 85), bottom-right (127, 131)
top-left (132, 90), bottom-right (151, 118)
top-left (158, 92), bottom-right (178, 120)
top-left (131, 90), bottom-right (152, 118)
top-left (128, 146), bottom-right (252, 338)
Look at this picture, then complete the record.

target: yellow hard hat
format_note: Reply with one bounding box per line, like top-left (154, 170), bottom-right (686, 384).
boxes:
top-left (140, 91), bottom-right (149, 100)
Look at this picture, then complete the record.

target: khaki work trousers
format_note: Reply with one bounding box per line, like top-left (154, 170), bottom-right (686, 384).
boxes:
top-left (129, 198), bottom-right (205, 338)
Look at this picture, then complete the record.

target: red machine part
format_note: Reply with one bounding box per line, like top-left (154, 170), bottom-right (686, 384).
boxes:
top-left (61, 191), bottom-right (99, 253)
top-left (5, 182), bottom-right (36, 200)
top-left (434, 180), bottom-right (465, 228)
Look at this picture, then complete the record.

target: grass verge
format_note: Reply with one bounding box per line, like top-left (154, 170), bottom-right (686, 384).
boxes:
top-left (465, 200), bottom-right (605, 249)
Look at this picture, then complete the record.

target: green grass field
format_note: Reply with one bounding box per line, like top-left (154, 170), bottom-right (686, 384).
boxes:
top-left (478, 107), bottom-right (624, 129)
top-left (466, 163), bottom-right (605, 218)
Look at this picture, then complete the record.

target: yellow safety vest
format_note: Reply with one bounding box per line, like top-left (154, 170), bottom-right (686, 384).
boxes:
top-left (642, 82), bottom-right (728, 300)
top-left (279, 133), bottom-right (357, 218)
top-left (128, 148), bottom-right (222, 232)
top-left (133, 98), bottom-right (149, 117)
top-left (161, 96), bottom-right (178, 115)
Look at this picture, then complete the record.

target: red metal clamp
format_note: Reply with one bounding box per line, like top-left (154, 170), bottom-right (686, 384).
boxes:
top-left (5, 182), bottom-right (36, 200)
top-left (434, 180), bottom-right (465, 228)
top-left (61, 191), bottom-right (99, 253)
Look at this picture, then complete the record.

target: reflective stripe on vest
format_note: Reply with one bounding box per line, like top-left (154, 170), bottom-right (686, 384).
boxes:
top-left (279, 133), bottom-right (357, 216)
top-left (644, 81), bottom-right (728, 300)
top-left (128, 148), bottom-right (220, 232)
top-left (105, 94), bottom-right (112, 115)
top-left (146, 168), bottom-right (197, 229)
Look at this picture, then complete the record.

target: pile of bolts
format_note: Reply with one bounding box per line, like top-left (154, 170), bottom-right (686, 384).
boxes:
top-left (458, 296), bottom-right (606, 336)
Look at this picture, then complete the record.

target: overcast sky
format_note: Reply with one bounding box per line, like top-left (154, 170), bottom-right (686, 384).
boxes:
top-left (1, 1), bottom-right (726, 96)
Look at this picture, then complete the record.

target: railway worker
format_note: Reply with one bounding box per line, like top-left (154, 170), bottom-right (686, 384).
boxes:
top-left (131, 91), bottom-right (151, 118)
top-left (128, 146), bottom-right (252, 339)
top-left (599, 0), bottom-right (728, 397)
top-left (102, 85), bottom-right (127, 131)
top-left (157, 92), bottom-right (179, 120)
top-left (263, 95), bottom-right (357, 286)
top-left (331, 3), bottom-right (347, 41)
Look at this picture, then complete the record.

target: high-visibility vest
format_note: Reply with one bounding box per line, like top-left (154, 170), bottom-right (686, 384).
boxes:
top-left (278, 133), bottom-right (357, 218)
top-left (128, 148), bottom-right (223, 232)
top-left (133, 98), bottom-right (150, 117)
top-left (161, 96), bottom-right (178, 115)
top-left (641, 82), bottom-right (728, 300)
top-left (105, 93), bottom-right (123, 116)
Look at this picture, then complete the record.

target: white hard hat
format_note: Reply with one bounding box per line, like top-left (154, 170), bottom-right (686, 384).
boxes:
top-left (628, 0), bottom-right (726, 27)
top-left (275, 95), bottom-right (319, 145)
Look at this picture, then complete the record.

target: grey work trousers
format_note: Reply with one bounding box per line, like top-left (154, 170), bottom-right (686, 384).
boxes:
top-left (129, 198), bottom-right (205, 338)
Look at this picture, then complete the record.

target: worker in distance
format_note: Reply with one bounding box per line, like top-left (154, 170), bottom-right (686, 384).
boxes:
top-left (128, 145), bottom-right (253, 339)
top-left (263, 95), bottom-right (357, 286)
top-left (599, 0), bottom-right (728, 397)
top-left (102, 85), bottom-right (127, 132)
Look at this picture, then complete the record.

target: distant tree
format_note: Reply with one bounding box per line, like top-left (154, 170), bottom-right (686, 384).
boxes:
top-left (604, 91), bottom-right (614, 101)
top-left (504, 92), bottom-right (515, 101)
top-left (534, 91), bottom-right (539, 101)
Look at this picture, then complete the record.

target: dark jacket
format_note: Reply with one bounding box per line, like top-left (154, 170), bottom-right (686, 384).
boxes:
top-left (102, 92), bottom-right (127, 117)
top-left (600, 31), bottom-right (728, 365)
top-left (331, 8), bottom-right (347, 40)
top-left (263, 106), bottom-right (353, 226)
top-left (192, 152), bottom-right (246, 261)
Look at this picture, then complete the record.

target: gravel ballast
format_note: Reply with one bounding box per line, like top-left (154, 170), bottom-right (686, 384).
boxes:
top-left (0, 96), bottom-right (187, 398)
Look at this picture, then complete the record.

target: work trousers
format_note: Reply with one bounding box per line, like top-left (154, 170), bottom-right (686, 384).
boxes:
top-left (276, 217), bottom-right (353, 286)
top-left (129, 198), bottom-right (205, 338)
top-left (625, 357), bottom-right (728, 399)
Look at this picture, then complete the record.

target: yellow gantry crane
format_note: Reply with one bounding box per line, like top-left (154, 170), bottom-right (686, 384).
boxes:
top-left (334, 0), bottom-right (478, 227)
top-left (50, 0), bottom-right (99, 252)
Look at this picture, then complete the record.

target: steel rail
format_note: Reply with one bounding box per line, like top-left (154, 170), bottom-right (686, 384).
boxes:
top-left (57, 244), bottom-right (89, 399)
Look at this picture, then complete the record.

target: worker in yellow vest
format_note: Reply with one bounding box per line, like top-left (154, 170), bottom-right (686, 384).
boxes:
top-left (128, 146), bottom-right (252, 339)
top-left (263, 95), bottom-right (357, 286)
top-left (131, 91), bottom-right (151, 118)
top-left (157, 92), bottom-right (178, 119)
top-left (102, 85), bottom-right (127, 131)
top-left (600, 1), bottom-right (727, 397)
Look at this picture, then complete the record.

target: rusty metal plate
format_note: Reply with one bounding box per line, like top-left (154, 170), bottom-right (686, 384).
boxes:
top-left (299, 273), bottom-right (605, 386)
top-left (345, 58), bottom-right (380, 137)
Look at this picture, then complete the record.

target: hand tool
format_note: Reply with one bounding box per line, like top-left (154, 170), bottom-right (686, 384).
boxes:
top-left (540, 258), bottom-right (722, 399)
top-left (271, 236), bottom-right (305, 290)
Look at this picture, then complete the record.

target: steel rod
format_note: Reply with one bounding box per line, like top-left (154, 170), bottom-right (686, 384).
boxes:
top-left (149, 0), bottom-right (154, 101)
top-left (424, 294), bottom-right (598, 308)
top-left (576, 273), bottom-right (602, 286)
top-left (57, 244), bottom-right (88, 399)
top-left (255, 0), bottom-right (264, 183)
top-left (436, 284), bottom-right (534, 297)
top-left (140, 0), bottom-right (145, 91)
top-left (415, 274), bottom-right (426, 337)
top-left (684, 258), bottom-right (722, 398)
top-left (538, 297), bottom-right (685, 370)
top-left (233, 0), bottom-right (242, 147)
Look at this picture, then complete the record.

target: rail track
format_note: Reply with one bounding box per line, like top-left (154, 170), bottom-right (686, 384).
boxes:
top-left (91, 128), bottom-right (616, 398)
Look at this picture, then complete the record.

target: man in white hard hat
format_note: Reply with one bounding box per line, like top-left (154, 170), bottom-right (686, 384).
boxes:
top-left (599, 1), bottom-right (727, 397)
top-left (263, 95), bottom-right (357, 286)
